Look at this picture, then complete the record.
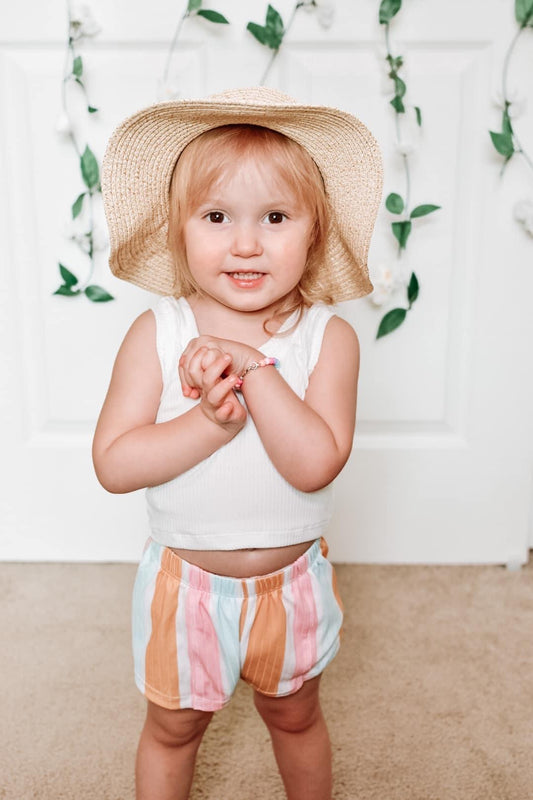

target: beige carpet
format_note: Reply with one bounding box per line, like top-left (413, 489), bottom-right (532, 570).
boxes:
top-left (2, 556), bottom-right (533, 800)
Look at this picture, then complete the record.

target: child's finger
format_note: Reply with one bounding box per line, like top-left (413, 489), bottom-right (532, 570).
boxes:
top-left (178, 355), bottom-right (194, 397)
top-left (201, 346), bottom-right (227, 371)
top-left (214, 400), bottom-right (234, 423)
top-left (202, 353), bottom-right (232, 391)
top-left (184, 347), bottom-right (209, 391)
top-left (206, 372), bottom-right (240, 407)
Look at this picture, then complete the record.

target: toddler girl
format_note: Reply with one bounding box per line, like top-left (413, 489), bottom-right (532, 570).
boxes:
top-left (94, 87), bottom-right (383, 800)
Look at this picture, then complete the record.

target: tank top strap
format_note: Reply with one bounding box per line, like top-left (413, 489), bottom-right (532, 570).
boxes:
top-left (298, 303), bottom-right (337, 376)
top-left (151, 296), bottom-right (196, 384)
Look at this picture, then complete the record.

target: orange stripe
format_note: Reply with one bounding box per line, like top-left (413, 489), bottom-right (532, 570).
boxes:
top-left (239, 580), bottom-right (249, 639)
top-left (242, 573), bottom-right (286, 694)
top-left (145, 549), bottom-right (180, 704)
top-left (331, 565), bottom-right (344, 614)
top-left (331, 565), bottom-right (345, 641)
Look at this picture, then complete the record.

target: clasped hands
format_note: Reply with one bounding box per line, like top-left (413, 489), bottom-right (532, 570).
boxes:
top-left (178, 335), bottom-right (262, 429)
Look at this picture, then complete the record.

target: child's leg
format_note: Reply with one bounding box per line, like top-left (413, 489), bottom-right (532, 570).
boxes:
top-left (253, 675), bottom-right (332, 800)
top-left (136, 700), bottom-right (214, 800)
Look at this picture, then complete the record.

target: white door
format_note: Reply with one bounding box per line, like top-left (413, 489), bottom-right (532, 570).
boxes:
top-left (1, 0), bottom-right (531, 563)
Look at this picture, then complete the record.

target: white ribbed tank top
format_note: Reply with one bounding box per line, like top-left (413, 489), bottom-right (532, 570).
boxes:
top-left (146, 296), bottom-right (336, 550)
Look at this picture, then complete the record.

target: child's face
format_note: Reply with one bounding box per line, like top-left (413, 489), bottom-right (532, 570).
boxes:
top-left (183, 158), bottom-right (314, 315)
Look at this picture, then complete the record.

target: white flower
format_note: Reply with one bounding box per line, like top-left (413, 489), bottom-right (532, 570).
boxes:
top-left (492, 87), bottom-right (527, 119)
top-left (301, 0), bottom-right (335, 29)
top-left (369, 262), bottom-right (406, 305)
top-left (513, 199), bottom-right (533, 237)
top-left (395, 139), bottom-right (418, 157)
top-left (156, 79), bottom-right (181, 102)
top-left (91, 226), bottom-right (109, 252)
top-left (55, 112), bottom-right (73, 136)
top-left (69, 3), bottom-right (101, 41)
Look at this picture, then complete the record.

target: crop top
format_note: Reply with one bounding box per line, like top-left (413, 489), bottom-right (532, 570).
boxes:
top-left (145, 296), bottom-right (337, 550)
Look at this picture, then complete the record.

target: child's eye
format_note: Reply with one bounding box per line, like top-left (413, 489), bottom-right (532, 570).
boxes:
top-left (206, 211), bottom-right (228, 224)
top-left (263, 212), bottom-right (286, 224)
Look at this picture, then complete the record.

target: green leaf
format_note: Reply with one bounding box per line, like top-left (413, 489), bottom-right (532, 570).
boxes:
top-left (489, 130), bottom-right (514, 158)
top-left (85, 285), bottom-right (114, 302)
top-left (88, 105), bottom-right (98, 113)
top-left (391, 220), bottom-right (411, 249)
top-left (377, 307), bottom-right (407, 338)
top-left (502, 108), bottom-right (513, 137)
top-left (379, 0), bottom-right (402, 25)
top-left (247, 5), bottom-right (284, 49)
top-left (515, 0), bottom-right (533, 26)
top-left (71, 192), bottom-right (86, 219)
top-left (74, 77), bottom-right (85, 90)
top-left (386, 193), bottom-right (404, 214)
top-left (266, 4), bottom-right (284, 38)
top-left (80, 146), bottom-right (100, 189)
top-left (247, 21), bottom-right (268, 46)
top-left (393, 75), bottom-right (406, 99)
top-left (54, 284), bottom-right (81, 296)
top-left (197, 9), bottom-right (229, 23)
top-left (386, 54), bottom-right (403, 71)
top-left (73, 55), bottom-right (83, 78)
top-left (58, 263), bottom-right (79, 287)
top-left (390, 95), bottom-right (405, 113)
top-left (188, 0), bottom-right (202, 11)
top-left (410, 204), bottom-right (440, 218)
top-left (407, 272), bottom-right (419, 304)
top-left (414, 105), bottom-right (422, 126)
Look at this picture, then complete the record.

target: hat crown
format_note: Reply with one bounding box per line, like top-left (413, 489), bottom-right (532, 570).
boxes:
top-left (204, 86), bottom-right (299, 107)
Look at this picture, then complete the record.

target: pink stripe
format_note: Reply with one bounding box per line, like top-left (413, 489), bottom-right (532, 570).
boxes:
top-left (289, 559), bottom-right (318, 691)
top-left (185, 567), bottom-right (226, 707)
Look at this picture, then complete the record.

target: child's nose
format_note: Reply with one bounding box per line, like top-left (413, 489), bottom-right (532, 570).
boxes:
top-left (230, 222), bottom-right (263, 257)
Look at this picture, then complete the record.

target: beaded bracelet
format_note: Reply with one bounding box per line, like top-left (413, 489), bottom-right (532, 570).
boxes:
top-left (234, 356), bottom-right (280, 390)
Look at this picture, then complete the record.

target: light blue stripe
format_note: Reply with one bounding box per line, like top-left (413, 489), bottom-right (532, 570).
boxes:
top-left (211, 574), bottom-right (242, 697)
top-left (132, 540), bottom-right (163, 693)
top-left (307, 553), bottom-right (344, 677)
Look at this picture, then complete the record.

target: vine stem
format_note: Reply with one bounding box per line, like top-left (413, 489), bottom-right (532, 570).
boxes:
top-left (259, 1), bottom-right (304, 86)
top-left (385, 24), bottom-right (411, 258)
top-left (61, 31), bottom-right (81, 158)
top-left (163, 5), bottom-right (189, 86)
top-left (501, 25), bottom-right (533, 176)
top-left (79, 194), bottom-right (96, 290)
top-left (62, 1), bottom-right (98, 292)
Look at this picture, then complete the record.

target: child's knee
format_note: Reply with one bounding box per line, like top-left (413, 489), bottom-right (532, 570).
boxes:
top-left (145, 700), bottom-right (214, 748)
top-left (253, 674), bottom-right (322, 733)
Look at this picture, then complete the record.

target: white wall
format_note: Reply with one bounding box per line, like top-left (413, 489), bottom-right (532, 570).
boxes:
top-left (1, 0), bottom-right (532, 564)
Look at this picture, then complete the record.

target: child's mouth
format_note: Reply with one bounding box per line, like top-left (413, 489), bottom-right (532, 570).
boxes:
top-left (226, 272), bottom-right (265, 287)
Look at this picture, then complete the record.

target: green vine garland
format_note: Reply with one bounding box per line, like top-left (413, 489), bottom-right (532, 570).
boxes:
top-left (490, 0), bottom-right (533, 237)
top-left (373, 0), bottom-right (440, 338)
top-left (54, 3), bottom-right (113, 302)
top-left (159, 0), bottom-right (229, 101)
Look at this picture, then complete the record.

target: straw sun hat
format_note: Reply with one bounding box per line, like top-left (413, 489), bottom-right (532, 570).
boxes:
top-left (101, 86), bottom-right (384, 302)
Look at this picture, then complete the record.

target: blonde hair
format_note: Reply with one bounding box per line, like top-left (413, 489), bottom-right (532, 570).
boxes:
top-left (167, 124), bottom-right (331, 335)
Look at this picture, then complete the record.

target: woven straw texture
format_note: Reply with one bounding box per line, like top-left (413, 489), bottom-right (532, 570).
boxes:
top-left (101, 87), bottom-right (384, 302)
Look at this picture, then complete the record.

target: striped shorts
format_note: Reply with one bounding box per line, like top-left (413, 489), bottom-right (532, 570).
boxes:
top-left (131, 536), bottom-right (344, 711)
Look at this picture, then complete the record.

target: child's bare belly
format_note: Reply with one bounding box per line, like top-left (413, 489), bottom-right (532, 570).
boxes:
top-left (169, 539), bottom-right (315, 578)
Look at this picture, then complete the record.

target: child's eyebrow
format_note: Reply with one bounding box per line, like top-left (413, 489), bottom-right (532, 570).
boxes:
top-left (196, 196), bottom-right (300, 210)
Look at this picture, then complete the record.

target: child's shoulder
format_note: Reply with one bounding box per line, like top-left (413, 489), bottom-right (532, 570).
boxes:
top-left (146, 295), bottom-right (197, 379)
top-left (299, 301), bottom-right (353, 343)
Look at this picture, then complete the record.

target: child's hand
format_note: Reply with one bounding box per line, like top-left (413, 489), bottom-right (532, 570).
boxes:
top-left (179, 344), bottom-right (247, 431)
top-left (179, 335), bottom-right (262, 397)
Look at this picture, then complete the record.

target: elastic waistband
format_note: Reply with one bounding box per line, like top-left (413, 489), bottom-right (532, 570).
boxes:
top-left (148, 537), bottom-right (328, 598)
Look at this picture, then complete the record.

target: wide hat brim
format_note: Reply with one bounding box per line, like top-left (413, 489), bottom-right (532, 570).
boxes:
top-left (101, 87), bottom-right (384, 302)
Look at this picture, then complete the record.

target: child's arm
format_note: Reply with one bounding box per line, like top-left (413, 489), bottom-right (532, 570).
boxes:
top-left (179, 317), bottom-right (359, 492)
top-left (92, 311), bottom-right (246, 494)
